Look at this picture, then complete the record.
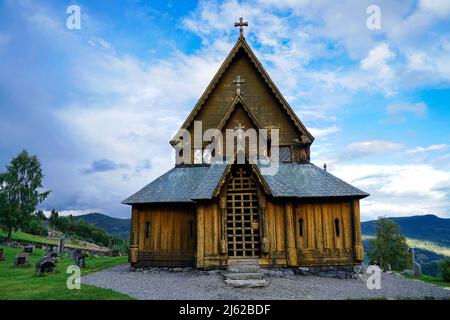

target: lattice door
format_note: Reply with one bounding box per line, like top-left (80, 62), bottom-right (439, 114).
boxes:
top-left (226, 166), bottom-right (260, 258)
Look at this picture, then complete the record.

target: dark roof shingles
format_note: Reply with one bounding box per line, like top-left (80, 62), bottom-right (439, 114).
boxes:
top-left (122, 163), bottom-right (368, 205)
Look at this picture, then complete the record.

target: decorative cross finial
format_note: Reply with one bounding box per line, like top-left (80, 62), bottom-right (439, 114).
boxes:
top-left (234, 17), bottom-right (248, 37)
top-left (233, 75), bottom-right (245, 94)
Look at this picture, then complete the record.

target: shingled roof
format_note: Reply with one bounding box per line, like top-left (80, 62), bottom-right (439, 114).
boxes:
top-left (258, 163), bottom-right (369, 199)
top-left (122, 163), bottom-right (368, 205)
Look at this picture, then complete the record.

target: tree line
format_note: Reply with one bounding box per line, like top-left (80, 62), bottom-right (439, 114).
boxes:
top-left (0, 150), bottom-right (124, 248)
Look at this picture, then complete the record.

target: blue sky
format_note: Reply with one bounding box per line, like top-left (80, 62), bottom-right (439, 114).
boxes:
top-left (0, 0), bottom-right (449, 220)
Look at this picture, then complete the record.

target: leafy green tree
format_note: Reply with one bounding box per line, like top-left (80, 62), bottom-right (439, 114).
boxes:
top-left (49, 209), bottom-right (59, 229)
top-left (367, 218), bottom-right (411, 271)
top-left (35, 210), bottom-right (46, 220)
top-left (0, 150), bottom-right (50, 239)
top-left (24, 215), bottom-right (45, 235)
top-left (440, 259), bottom-right (450, 282)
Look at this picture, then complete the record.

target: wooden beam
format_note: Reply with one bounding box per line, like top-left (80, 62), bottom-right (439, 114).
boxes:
top-left (351, 200), bottom-right (364, 262)
top-left (129, 206), bottom-right (139, 264)
top-left (284, 201), bottom-right (297, 266)
top-left (196, 205), bottom-right (205, 268)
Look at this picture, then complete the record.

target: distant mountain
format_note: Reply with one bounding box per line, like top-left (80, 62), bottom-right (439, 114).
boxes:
top-left (74, 213), bottom-right (130, 240)
top-left (361, 214), bottom-right (450, 247)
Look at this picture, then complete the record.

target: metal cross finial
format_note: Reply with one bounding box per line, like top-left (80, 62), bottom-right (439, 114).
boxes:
top-left (233, 75), bottom-right (245, 94)
top-left (234, 17), bottom-right (248, 37)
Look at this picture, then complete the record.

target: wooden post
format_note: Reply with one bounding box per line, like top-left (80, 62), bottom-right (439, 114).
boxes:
top-left (284, 201), bottom-right (297, 266)
top-left (219, 196), bottom-right (228, 255)
top-left (129, 207), bottom-right (139, 264)
top-left (258, 189), bottom-right (269, 254)
top-left (351, 200), bottom-right (364, 262)
top-left (196, 205), bottom-right (205, 268)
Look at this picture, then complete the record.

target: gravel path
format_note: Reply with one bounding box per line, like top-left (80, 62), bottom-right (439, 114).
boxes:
top-left (82, 264), bottom-right (450, 300)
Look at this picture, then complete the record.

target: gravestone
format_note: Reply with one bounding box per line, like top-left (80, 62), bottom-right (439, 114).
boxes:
top-left (35, 256), bottom-right (56, 273)
top-left (409, 248), bottom-right (422, 276)
top-left (24, 246), bottom-right (34, 254)
top-left (0, 248), bottom-right (4, 261)
top-left (11, 241), bottom-right (19, 249)
top-left (14, 253), bottom-right (29, 267)
top-left (58, 238), bottom-right (65, 256)
top-left (69, 249), bottom-right (77, 260)
top-left (75, 255), bottom-right (86, 268)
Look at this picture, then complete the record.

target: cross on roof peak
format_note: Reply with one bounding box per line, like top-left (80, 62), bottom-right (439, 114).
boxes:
top-left (234, 17), bottom-right (248, 37)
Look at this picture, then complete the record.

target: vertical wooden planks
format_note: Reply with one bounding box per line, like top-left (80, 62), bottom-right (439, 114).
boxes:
top-left (314, 204), bottom-right (323, 250)
top-left (196, 205), bottom-right (205, 268)
top-left (284, 201), bottom-right (297, 266)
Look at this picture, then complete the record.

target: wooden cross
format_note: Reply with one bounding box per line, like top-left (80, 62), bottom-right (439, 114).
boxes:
top-left (233, 75), bottom-right (245, 94)
top-left (234, 17), bottom-right (248, 37)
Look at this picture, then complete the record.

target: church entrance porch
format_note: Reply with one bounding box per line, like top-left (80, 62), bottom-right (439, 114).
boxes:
top-left (225, 165), bottom-right (261, 262)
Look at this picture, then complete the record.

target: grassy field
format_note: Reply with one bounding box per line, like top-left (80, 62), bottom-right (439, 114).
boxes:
top-left (402, 273), bottom-right (450, 288)
top-left (0, 246), bottom-right (133, 300)
top-left (0, 229), bottom-right (110, 252)
top-left (362, 235), bottom-right (450, 258)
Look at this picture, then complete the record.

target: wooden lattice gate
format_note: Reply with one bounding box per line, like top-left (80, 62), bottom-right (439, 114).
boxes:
top-left (226, 166), bottom-right (260, 258)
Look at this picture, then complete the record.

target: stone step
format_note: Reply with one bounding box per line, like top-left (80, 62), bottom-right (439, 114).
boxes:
top-left (227, 265), bottom-right (261, 273)
top-left (224, 279), bottom-right (268, 288)
top-left (223, 272), bottom-right (265, 280)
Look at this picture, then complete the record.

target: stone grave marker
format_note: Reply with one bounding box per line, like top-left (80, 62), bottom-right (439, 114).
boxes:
top-left (14, 253), bottom-right (29, 267)
top-left (58, 238), bottom-right (65, 256)
top-left (35, 256), bottom-right (56, 273)
top-left (11, 241), bottom-right (19, 249)
top-left (76, 255), bottom-right (86, 268)
top-left (24, 246), bottom-right (34, 254)
top-left (69, 249), bottom-right (77, 260)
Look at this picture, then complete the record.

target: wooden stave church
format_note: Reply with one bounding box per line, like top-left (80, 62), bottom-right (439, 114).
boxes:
top-left (123, 20), bottom-right (369, 269)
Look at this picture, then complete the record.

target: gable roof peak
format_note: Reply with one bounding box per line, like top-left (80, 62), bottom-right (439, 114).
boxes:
top-left (170, 30), bottom-right (314, 145)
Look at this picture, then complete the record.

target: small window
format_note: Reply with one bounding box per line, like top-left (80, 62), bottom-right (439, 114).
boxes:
top-left (145, 222), bottom-right (150, 239)
top-left (189, 221), bottom-right (194, 239)
top-left (299, 218), bottom-right (304, 237)
top-left (279, 146), bottom-right (291, 162)
top-left (335, 218), bottom-right (340, 237)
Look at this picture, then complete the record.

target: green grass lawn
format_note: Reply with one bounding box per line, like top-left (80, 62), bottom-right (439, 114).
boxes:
top-left (402, 273), bottom-right (450, 288)
top-left (0, 230), bottom-right (58, 246)
top-left (0, 246), bottom-right (133, 300)
top-left (0, 229), bottom-right (109, 251)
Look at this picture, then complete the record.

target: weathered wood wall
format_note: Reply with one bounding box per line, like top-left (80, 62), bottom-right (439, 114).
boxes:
top-left (131, 204), bottom-right (196, 267)
top-left (130, 199), bottom-right (363, 268)
top-left (180, 48), bottom-right (310, 164)
top-left (194, 198), bottom-right (363, 269)
top-left (196, 202), bottom-right (227, 268)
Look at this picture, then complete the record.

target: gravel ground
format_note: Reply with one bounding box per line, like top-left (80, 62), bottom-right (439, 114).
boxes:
top-left (82, 264), bottom-right (450, 300)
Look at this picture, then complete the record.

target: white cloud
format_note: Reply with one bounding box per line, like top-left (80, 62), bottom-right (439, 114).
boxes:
top-left (419, 0), bottom-right (450, 17)
top-left (333, 164), bottom-right (450, 220)
top-left (405, 144), bottom-right (449, 154)
top-left (361, 43), bottom-right (396, 77)
top-left (309, 126), bottom-right (341, 139)
top-left (387, 102), bottom-right (427, 117)
top-left (338, 140), bottom-right (403, 161)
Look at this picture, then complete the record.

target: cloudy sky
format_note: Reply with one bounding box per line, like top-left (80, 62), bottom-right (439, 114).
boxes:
top-left (0, 0), bottom-right (449, 220)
